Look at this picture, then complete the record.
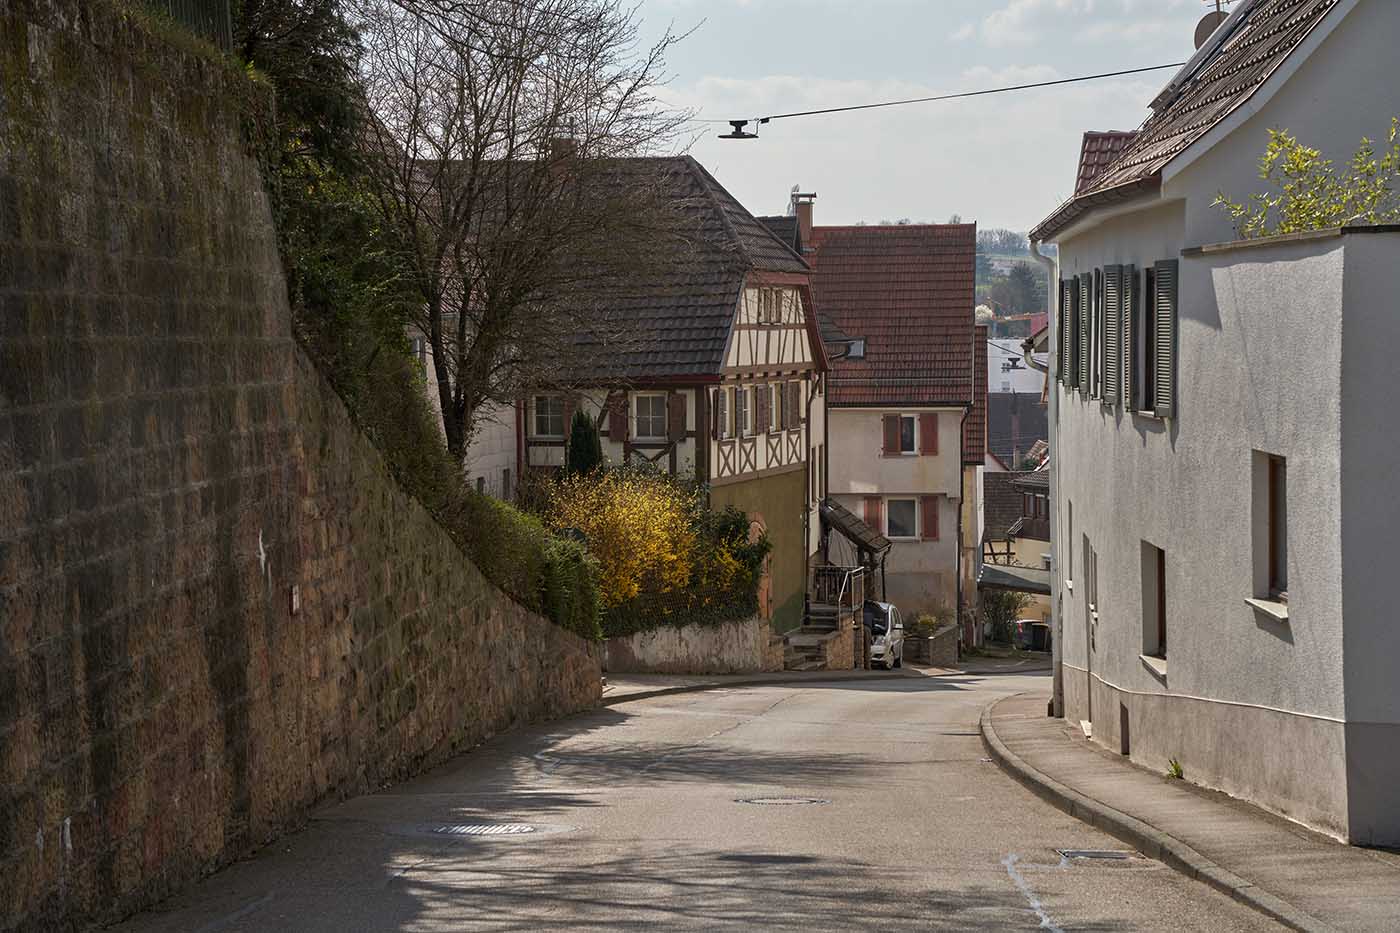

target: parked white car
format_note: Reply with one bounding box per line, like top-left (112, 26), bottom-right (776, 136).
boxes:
top-left (864, 601), bottom-right (904, 670)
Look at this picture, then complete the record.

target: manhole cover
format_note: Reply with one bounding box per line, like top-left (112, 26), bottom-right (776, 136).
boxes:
top-left (1058, 849), bottom-right (1134, 860)
top-left (432, 823), bottom-right (536, 837)
top-left (736, 796), bottom-right (829, 806)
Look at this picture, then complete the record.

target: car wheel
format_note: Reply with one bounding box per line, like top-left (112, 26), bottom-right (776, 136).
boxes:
top-left (894, 650), bottom-right (902, 669)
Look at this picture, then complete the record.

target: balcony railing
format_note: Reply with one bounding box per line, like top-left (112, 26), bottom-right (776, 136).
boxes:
top-left (144, 0), bottom-right (233, 52)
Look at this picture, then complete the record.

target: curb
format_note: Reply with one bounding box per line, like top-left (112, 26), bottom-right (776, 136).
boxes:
top-left (979, 696), bottom-right (1336, 933)
top-left (600, 670), bottom-right (923, 706)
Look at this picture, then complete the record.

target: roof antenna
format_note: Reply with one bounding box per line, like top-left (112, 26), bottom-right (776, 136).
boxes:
top-left (1194, 0), bottom-right (1232, 49)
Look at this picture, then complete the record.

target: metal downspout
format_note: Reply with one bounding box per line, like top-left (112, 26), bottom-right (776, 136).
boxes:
top-left (1030, 239), bottom-right (1064, 719)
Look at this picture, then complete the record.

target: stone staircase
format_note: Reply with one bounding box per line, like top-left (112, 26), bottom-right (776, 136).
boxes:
top-left (782, 603), bottom-right (851, 671)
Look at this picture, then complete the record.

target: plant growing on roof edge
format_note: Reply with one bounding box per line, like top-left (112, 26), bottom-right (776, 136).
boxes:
top-left (1213, 118), bottom-right (1400, 238)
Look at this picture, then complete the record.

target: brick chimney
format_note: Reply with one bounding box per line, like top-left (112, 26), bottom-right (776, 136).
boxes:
top-left (792, 191), bottom-right (816, 252)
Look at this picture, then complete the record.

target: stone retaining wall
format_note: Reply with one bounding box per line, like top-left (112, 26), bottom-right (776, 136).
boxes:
top-left (0, 4), bottom-right (601, 929)
top-left (605, 616), bottom-right (779, 674)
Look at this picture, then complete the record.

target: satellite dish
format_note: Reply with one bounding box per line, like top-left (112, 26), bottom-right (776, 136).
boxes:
top-left (1194, 11), bottom-right (1228, 49)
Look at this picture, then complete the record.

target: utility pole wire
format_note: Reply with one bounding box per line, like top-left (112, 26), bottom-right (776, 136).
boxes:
top-left (700, 62), bottom-right (1186, 126)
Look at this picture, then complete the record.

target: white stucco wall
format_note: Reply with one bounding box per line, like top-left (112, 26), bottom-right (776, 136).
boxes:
top-left (463, 402), bottom-right (518, 498)
top-left (826, 406), bottom-right (963, 614)
top-left (1047, 0), bottom-right (1400, 842)
top-left (988, 339), bottom-right (1046, 394)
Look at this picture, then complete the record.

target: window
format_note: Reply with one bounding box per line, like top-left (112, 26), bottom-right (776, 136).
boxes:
top-left (769, 385), bottom-right (781, 432)
top-left (776, 383), bottom-right (788, 431)
top-left (887, 498), bottom-right (918, 538)
top-left (1092, 268), bottom-right (1103, 399)
top-left (1066, 500), bottom-right (1074, 587)
top-left (1138, 266), bottom-right (1157, 412)
top-left (634, 393), bottom-right (667, 440)
top-left (1085, 536), bottom-right (1099, 653)
top-left (1269, 456), bottom-right (1288, 598)
top-left (847, 338), bottom-right (866, 360)
top-left (533, 395), bottom-right (564, 438)
top-left (476, 476), bottom-right (485, 494)
top-left (900, 415), bottom-right (916, 454)
top-left (736, 387), bottom-right (751, 437)
top-left (1253, 451), bottom-right (1288, 603)
top-left (1142, 541), bottom-right (1166, 661)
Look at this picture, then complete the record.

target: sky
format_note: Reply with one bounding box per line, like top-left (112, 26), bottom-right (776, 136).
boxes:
top-left (633, 0), bottom-right (1215, 231)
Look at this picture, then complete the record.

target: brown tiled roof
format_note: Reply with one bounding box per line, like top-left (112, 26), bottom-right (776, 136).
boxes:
top-left (576, 157), bottom-right (809, 380)
top-left (807, 224), bottom-right (976, 407)
top-left (964, 325), bottom-right (988, 464)
top-left (983, 472), bottom-right (1023, 542)
top-left (1011, 470), bottom-right (1049, 493)
top-left (1032, 0), bottom-right (1341, 241)
top-left (820, 498), bottom-right (892, 555)
top-left (987, 391), bottom-right (1048, 470)
top-left (1075, 131), bottom-right (1138, 195)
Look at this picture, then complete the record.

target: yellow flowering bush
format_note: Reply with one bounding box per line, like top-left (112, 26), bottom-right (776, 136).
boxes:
top-left (543, 468), bottom-right (770, 636)
top-left (549, 470), bottom-right (697, 607)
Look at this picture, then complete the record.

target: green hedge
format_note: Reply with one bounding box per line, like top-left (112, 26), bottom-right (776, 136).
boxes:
top-left (601, 587), bottom-right (759, 639)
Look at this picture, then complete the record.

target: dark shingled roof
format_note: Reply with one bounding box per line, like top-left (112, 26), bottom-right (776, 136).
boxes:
top-left (807, 224), bottom-right (977, 407)
top-left (757, 214), bottom-right (802, 255)
top-left (577, 157), bottom-right (809, 380)
top-left (987, 391), bottom-right (1048, 470)
top-left (1032, 0), bottom-right (1341, 240)
top-left (820, 498), bottom-right (892, 555)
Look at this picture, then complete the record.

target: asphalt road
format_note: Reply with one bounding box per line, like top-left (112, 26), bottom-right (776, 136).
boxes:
top-left (117, 671), bottom-right (1279, 931)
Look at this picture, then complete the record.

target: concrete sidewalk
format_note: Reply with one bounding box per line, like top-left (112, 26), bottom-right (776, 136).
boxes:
top-left (983, 692), bottom-right (1400, 933)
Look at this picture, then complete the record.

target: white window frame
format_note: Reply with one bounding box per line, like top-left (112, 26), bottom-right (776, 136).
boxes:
top-left (886, 497), bottom-right (919, 540)
top-left (633, 392), bottom-right (668, 441)
top-left (769, 384), bottom-right (781, 432)
top-left (532, 394), bottom-right (565, 439)
top-left (899, 414), bottom-right (917, 455)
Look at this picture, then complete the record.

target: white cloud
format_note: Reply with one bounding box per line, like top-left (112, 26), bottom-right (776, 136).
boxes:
top-left (974, 0), bottom-right (1197, 48)
top-left (950, 22), bottom-right (976, 42)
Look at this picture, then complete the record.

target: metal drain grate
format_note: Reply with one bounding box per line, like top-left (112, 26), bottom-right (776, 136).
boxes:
top-left (433, 823), bottom-right (536, 837)
top-left (1058, 849), bottom-right (1134, 860)
top-left (736, 796), bottom-right (829, 806)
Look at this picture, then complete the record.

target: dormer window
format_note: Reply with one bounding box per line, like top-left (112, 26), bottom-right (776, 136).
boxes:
top-left (846, 338), bottom-right (866, 360)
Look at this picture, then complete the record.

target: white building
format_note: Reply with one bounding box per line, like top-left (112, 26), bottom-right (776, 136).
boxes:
top-left (1033, 0), bottom-right (1400, 844)
top-left (987, 339), bottom-right (1045, 394)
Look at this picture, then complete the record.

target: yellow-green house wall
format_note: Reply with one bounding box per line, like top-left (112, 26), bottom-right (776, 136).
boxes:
top-left (710, 467), bottom-right (808, 634)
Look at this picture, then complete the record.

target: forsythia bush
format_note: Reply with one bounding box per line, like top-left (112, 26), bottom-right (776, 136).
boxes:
top-left (544, 468), bottom-right (769, 636)
top-left (549, 469), bottom-right (698, 607)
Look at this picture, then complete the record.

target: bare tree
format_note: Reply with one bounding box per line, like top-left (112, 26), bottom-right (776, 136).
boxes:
top-left (355, 0), bottom-right (690, 458)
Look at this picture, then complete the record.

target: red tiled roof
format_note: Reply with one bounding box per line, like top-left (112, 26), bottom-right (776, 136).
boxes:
top-left (1032, 0), bottom-right (1341, 241)
top-left (964, 325), bottom-right (988, 464)
top-left (808, 224), bottom-right (976, 407)
top-left (1075, 131), bottom-right (1138, 195)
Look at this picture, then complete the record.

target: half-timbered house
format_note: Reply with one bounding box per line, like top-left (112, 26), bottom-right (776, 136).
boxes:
top-left (513, 156), bottom-right (829, 633)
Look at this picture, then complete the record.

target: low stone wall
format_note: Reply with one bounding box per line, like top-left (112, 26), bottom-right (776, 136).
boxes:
top-left (605, 617), bottom-right (778, 674)
top-left (930, 626), bottom-right (958, 667)
top-left (823, 623), bottom-right (856, 672)
top-left (763, 633), bottom-right (786, 673)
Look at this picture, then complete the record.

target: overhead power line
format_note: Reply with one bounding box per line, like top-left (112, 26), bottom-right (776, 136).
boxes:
top-left (707, 62), bottom-right (1185, 132)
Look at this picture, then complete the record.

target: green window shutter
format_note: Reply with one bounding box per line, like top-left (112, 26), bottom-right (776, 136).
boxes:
top-left (1059, 279), bottom-right (1073, 386)
top-left (1077, 274), bottom-right (1090, 392)
top-left (1153, 259), bottom-right (1178, 418)
top-left (1123, 265), bottom-right (1137, 409)
top-left (1102, 266), bottom-right (1122, 406)
top-left (1068, 276), bottom-right (1081, 389)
